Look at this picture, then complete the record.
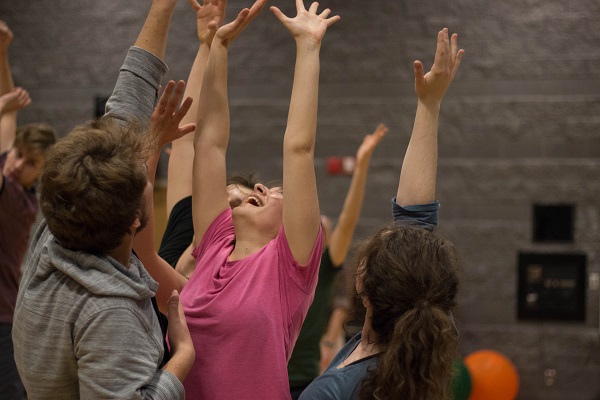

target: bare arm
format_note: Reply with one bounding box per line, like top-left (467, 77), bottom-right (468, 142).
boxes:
top-left (0, 88), bottom-right (30, 155)
top-left (192, 1), bottom-right (267, 242)
top-left (0, 20), bottom-right (16, 153)
top-left (134, 0), bottom-right (177, 60)
top-left (271, 1), bottom-right (340, 265)
top-left (328, 124), bottom-right (387, 266)
top-left (0, 89), bottom-right (30, 189)
top-left (133, 81), bottom-right (195, 314)
top-left (319, 306), bottom-right (348, 372)
top-left (104, 0), bottom-right (176, 124)
top-left (166, 0), bottom-right (226, 217)
top-left (396, 29), bottom-right (463, 206)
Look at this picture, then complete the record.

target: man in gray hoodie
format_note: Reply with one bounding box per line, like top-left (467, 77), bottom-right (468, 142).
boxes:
top-left (11, 0), bottom-right (195, 399)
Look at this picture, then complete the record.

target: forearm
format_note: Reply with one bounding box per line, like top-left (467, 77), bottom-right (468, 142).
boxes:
top-left (167, 45), bottom-right (210, 214)
top-left (283, 42), bottom-right (320, 152)
top-left (0, 50), bottom-right (13, 96)
top-left (134, 1), bottom-right (176, 61)
top-left (282, 43), bottom-right (323, 264)
top-left (178, 44), bottom-right (210, 132)
top-left (0, 49), bottom-right (15, 151)
top-left (0, 110), bottom-right (16, 152)
top-left (396, 100), bottom-right (439, 206)
top-left (134, 166), bottom-right (187, 314)
top-left (194, 42), bottom-right (229, 150)
top-left (321, 307), bottom-right (347, 343)
top-left (161, 352), bottom-right (194, 388)
top-left (191, 40), bottom-right (230, 241)
top-left (328, 158), bottom-right (369, 266)
top-left (147, 150), bottom-right (161, 187)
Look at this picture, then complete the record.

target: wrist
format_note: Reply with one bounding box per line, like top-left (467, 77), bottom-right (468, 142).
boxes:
top-left (199, 42), bottom-right (212, 54)
top-left (150, 1), bottom-right (176, 14)
top-left (417, 98), bottom-right (442, 112)
top-left (295, 38), bottom-right (322, 53)
top-left (211, 38), bottom-right (229, 52)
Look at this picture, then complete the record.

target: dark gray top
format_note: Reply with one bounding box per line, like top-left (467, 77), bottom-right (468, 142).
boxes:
top-left (299, 199), bottom-right (439, 399)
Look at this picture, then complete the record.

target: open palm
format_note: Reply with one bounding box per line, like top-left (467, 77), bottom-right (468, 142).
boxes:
top-left (271, 1), bottom-right (340, 44)
top-left (188, 0), bottom-right (227, 44)
top-left (414, 28), bottom-right (464, 106)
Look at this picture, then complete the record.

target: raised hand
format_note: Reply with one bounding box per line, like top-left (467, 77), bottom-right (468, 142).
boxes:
top-left (270, 1), bottom-right (340, 45)
top-left (213, 0), bottom-right (268, 48)
top-left (356, 123), bottom-right (388, 164)
top-left (0, 20), bottom-right (13, 53)
top-left (149, 80), bottom-right (195, 150)
top-left (414, 28), bottom-right (464, 107)
top-left (0, 87), bottom-right (31, 114)
top-left (188, 0), bottom-right (227, 45)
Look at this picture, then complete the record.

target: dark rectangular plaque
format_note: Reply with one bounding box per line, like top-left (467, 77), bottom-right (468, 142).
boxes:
top-left (517, 252), bottom-right (586, 321)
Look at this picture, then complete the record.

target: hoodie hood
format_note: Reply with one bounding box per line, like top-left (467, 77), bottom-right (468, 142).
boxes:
top-left (37, 234), bottom-right (157, 301)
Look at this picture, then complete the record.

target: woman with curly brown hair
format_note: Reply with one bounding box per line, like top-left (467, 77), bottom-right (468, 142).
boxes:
top-left (300, 27), bottom-right (464, 400)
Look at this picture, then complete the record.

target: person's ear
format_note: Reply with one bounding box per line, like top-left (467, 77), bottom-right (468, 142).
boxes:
top-left (131, 217), bottom-right (141, 231)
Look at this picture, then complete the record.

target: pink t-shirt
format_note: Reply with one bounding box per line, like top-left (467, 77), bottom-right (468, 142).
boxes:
top-left (179, 208), bottom-right (323, 400)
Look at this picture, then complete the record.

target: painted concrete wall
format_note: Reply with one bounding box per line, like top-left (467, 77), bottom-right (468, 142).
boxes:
top-left (2, 0), bottom-right (599, 398)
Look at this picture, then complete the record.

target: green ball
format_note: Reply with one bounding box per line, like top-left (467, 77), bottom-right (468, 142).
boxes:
top-left (451, 358), bottom-right (472, 400)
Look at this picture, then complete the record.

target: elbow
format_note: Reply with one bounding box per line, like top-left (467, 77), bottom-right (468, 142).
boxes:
top-left (284, 137), bottom-right (315, 156)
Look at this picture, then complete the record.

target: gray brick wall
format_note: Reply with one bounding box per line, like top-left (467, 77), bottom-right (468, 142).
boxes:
top-left (2, 0), bottom-right (599, 398)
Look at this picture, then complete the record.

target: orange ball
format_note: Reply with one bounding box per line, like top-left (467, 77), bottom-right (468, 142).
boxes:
top-left (464, 350), bottom-right (519, 400)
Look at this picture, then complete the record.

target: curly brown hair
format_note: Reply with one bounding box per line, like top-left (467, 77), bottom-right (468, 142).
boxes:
top-left (40, 118), bottom-right (148, 253)
top-left (355, 224), bottom-right (460, 400)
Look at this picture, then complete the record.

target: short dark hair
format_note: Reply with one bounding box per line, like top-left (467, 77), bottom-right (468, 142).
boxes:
top-left (226, 173), bottom-right (259, 189)
top-left (40, 118), bottom-right (148, 253)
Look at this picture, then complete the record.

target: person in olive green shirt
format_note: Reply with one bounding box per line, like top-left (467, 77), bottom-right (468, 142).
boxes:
top-left (288, 123), bottom-right (388, 399)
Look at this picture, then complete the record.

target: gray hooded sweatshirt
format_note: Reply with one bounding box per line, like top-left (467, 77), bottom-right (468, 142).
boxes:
top-left (12, 221), bottom-right (183, 400)
top-left (12, 46), bottom-right (184, 400)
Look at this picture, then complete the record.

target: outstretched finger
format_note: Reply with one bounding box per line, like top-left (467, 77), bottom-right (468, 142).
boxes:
top-left (450, 33), bottom-right (458, 63)
top-left (179, 123), bottom-right (196, 137)
top-left (451, 49), bottom-right (465, 79)
top-left (187, 0), bottom-right (201, 12)
top-left (325, 14), bottom-right (341, 27)
top-left (413, 60), bottom-right (425, 83)
top-left (219, 7), bottom-right (250, 38)
top-left (157, 81), bottom-right (176, 112)
top-left (443, 28), bottom-right (451, 71)
top-left (295, 0), bottom-right (306, 12)
top-left (173, 96), bottom-right (194, 124)
top-left (374, 123), bottom-right (389, 137)
top-left (319, 8), bottom-right (331, 19)
top-left (246, 0), bottom-right (269, 23)
top-left (270, 6), bottom-right (289, 23)
top-left (166, 81), bottom-right (187, 114)
top-left (431, 30), bottom-right (446, 70)
top-left (372, 124), bottom-right (388, 143)
top-left (309, 2), bottom-right (320, 14)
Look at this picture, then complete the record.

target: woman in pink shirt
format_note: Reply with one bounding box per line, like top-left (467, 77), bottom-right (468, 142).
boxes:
top-left (137, 0), bottom-right (340, 399)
